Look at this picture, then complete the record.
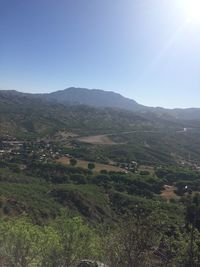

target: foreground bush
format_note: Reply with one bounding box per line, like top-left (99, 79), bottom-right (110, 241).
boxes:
top-left (1, 209), bottom-right (200, 267)
top-left (0, 214), bottom-right (100, 267)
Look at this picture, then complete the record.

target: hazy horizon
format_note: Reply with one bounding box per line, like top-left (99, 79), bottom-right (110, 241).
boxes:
top-left (1, 0), bottom-right (200, 108)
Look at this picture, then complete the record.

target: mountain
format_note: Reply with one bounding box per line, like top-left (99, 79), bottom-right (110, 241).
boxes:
top-left (0, 88), bottom-right (200, 121)
top-left (0, 89), bottom-right (157, 138)
top-left (39, 87), bottom-right (200, 121)
top-left (0, 87), bottom-right (200, 139)
top-left (0, 88), bottom-right (189, 139)
top-left (42, 87), bottom-right (144, 111)
top-left (0, 87), bottom-right (143, 111)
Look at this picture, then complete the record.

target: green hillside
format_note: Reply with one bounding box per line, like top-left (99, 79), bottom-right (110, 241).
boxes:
top-left (1, 90), bottom-right (200, 266)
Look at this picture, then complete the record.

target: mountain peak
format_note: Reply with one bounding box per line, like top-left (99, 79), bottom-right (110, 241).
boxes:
top-left (46, 87), bottom-right (141, 110)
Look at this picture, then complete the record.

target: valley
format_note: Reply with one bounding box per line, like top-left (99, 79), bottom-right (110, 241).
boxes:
top-left (1, 88), bottom-right (200, 266)
top-left (2, 0), bottom-right (200, 263)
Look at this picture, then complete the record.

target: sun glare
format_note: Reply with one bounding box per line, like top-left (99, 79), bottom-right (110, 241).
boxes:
top-left (182, 0), bottom-right (200, 23)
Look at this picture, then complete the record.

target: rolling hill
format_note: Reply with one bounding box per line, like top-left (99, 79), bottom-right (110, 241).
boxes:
top-left (0, 88), bottom-right (200, 139)
top-left (45, 87), bottom-right (200, 121)
top-left (0, 90), bottom-right (156, 138)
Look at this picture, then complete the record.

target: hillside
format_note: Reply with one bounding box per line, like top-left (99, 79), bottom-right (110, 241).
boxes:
top-left (1, 88), bottom-right (200, 122)
top-left (0, 89), bottom-right (185, 139)
top-left (1, 88), bottom-right (200, 265)
top-left (1, 88), bottom-right (200, 166)
top-left (44, 87), bottom-right (200, 121)
top-left (0, 147), bottom-right (199, 266)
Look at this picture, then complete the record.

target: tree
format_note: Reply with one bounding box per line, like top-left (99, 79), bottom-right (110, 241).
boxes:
top-left (88, 163), bottom-right (95, 171)
top-left (70, 174), bottom-right (87, 184)
top-left (100, 170), bottom-right (108, 174)
top-left (41, 213), bottom-right (101, 267)
top-left (93, 174), bottom-right (110, 186)
top-left (0, 214), bottom-right (101, 267)
top-left (70, 158), bottom-right (77, 166)
top-left (185, 194), bottom-right (200, 266)
top-left (0, 217), bottom-right (43, 267)
top-left (103, 213), bottom-right (162, 267)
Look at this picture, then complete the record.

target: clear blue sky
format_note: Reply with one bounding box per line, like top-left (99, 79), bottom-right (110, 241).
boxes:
top-left (1, 0), bottom-right (200, 108)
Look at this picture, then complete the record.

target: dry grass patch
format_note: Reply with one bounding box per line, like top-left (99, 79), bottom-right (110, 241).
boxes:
top-left (161, 185), bottom-right (179, 200)
top-left (57, 156), bottom-right (126, 173)
top-left (77, 134), bottom-right (116, 145)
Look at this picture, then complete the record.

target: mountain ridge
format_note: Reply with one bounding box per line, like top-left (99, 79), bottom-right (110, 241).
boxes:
top-left (1, 88), bottom-right (200, 121)
top-left (0, 87), bottom-right (199, 111)
top-left (0, 87), bottom-right (188, 139)
top-left (43, 87), bottom-right (143, 110)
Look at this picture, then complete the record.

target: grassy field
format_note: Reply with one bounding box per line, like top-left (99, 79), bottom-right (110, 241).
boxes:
top-left (57, 156), bottom-right (126, 173)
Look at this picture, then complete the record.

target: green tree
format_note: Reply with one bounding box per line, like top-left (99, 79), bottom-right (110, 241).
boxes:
top-left (41, 213), bottom-right (101, 267)
top-left (88, 163), bottom-right (95, 171)
top-left (70, 158), bottom-right (77, 166)
top-left (185, 194), bottom-right (200, 266)
top-left (103, 213), bottom-right (162, 267)
top-left (0, 217), bottom-right (43, 267)
top-left (0, 214), bottom-right (101, 267)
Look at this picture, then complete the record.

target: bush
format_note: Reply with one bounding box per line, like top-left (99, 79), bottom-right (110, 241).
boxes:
top-left (88, 163), bottom-right (95, 170)
top-left (70, 158), bottom-right (77, 166)
top-left (0, 214), bottom-right (101, 267)
top-left (140, 171), bottom-right (150, 176)
top-left (70, 174), bottom-right (87, 184)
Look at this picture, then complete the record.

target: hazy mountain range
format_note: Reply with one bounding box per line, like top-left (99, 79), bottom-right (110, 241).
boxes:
top-left (0, 87), bottom-right (200, 138)
top-left (0, 87), bottom-right (200, 120)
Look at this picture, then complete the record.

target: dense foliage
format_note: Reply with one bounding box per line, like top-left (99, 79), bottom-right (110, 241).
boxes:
top-left (0, 158), bottom-right (200, 266)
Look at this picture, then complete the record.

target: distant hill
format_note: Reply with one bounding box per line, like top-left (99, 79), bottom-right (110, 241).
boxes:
top-left (0, 89), bottom-right (158, 138)
top-left (1, 88), bottom-right (200, 121)
top-left (41, 87), bottom-right (200, 121)
top-left (41, 87), bottom-right (144, 111)
top-left (0, 88), bottom-right (188, 139)
top-left (0, 88), bottom-right (143, 111)
top-left (0, 87), bottom-right (200, 139)
top-left (1, 88), bottom-right (200, 166)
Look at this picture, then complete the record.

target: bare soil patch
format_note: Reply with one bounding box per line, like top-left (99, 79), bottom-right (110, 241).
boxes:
top-left (161, 185), bottom-right (179, 200)
top-left (77, 135), bottom-right (115, 145)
